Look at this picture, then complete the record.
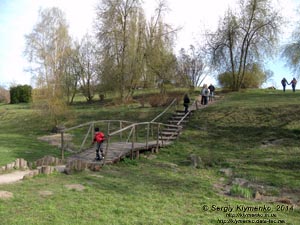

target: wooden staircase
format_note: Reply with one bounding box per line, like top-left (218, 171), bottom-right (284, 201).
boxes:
top-left (62, 99), bottom-right (199, 168)
top-left (159, 110), bottom-right (193, 142)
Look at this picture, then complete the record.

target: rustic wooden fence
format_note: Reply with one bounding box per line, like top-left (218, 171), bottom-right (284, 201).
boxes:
top-left (102, 121), bottom-right (182, 163)
top-left (59, 120), bottom-right (133, 159)
top-left (58, 98), bottom-right (183, 161)
top-left (151, 98), bottom-right (178, 122)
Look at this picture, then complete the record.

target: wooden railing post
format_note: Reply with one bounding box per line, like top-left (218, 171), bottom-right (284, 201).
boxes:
top-left (160, 124), bottom-right (164, 147)
top-left (146, 123), bottom-right (150, 149)
top-left (61, 131), bottom-right (64, 160)
top-left (107, 121), bottom-right (110, 137)
top-left (151, 123), bottom-right (154, 139)
top-left (79, 123), bottom-right (93, 152)
top-left (135, 125), bottom-right (138, 142)
top-left (131, 126), bottom-right (135, 159)
top-left (103, 135), bottom-right (110, 166)
top-left (91, 122), bottom-right (95, 142)
top-left (120, 121), bottom-right (122, 141)
top-left (156, 123), bottom-right (160, 153)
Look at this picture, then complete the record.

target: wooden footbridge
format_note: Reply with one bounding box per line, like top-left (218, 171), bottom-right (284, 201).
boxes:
top-left (60, 99), bottom-right (199, 167)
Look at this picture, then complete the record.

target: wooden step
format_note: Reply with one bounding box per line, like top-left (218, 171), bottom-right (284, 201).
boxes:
top-left (160, 130), bottom-right (179, 134)
top-left (161, 130), bottom-right (181, 135)
top-left (160, 131), bottom-right (179, 137)
top-left (168, 120), bottom-right (188, 124)
top-left (159, 136), bottom-right (177, 141)
top-left (163, 126), bottom-right (182, 131)
top-left (170, 116), bottom-right (188, 120)
top-left (174, 112), bottom-right (192, 116)
top-left (175, 110), bottom-right (186, 113)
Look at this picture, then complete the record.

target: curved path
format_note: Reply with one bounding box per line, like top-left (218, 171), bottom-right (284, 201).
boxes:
top-left (0, 170), bottom-right (32, 185)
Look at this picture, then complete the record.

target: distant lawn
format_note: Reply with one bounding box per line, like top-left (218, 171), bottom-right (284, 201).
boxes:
top-left (0, 89), bottom-right (299, 224)
top-left (0, 103), bottom-right (61, 164)
top-left (0, 94), bottom-right (179, 164)
top-left (185, 89), bottom-right (300, 189)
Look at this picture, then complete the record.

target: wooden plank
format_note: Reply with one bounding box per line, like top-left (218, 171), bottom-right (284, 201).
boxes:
top-left (67, 139), bottom-right (173, 165)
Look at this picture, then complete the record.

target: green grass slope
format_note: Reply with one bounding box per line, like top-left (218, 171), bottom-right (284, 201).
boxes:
top-left (0, 89), bottom-right (299, 225)
top-left (0, 103), bottom-right (60, 164)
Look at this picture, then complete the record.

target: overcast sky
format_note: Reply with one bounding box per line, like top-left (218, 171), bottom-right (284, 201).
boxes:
top-left (0, 0), bottom-right (298, 89)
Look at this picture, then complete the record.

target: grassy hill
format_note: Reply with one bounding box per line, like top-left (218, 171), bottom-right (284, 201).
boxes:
top-left (0, 89), bottom-right (299, 224)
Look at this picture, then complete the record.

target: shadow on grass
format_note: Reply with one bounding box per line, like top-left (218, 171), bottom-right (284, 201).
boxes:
top-left (84, 161), bottom-right (213, 197)
top-left (252, 158), bottom-right (300, 170)
top-left (0, 135), bottom-right (61, 165)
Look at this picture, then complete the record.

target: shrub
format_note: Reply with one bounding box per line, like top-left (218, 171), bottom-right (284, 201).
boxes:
top-left (148, 94), bottom-right (168, 107)
top-left (230, 184), bottom-right (253, 199)
top-left (218, 63), bottom-right (267, 89)
top-left (148, 94), bottom-right (180, 107)
top-left (10, 85), bottom-right (32, 104)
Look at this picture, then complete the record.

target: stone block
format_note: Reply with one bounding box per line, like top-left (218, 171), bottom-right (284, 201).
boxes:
top-left (15, 159), bottom-right (20, 169)
top-left (40, 166), bottom-right (53, 175)
top-left (54, 165), bottom-right (66, 173)
top-left (5, 163), bottom-right (13, 170)
top-left (219, 168), bottom-right (233, 177)
top-left (19, 158), bottom-right (28, 169)
top-left (188, 154), bottom-right (203, 169)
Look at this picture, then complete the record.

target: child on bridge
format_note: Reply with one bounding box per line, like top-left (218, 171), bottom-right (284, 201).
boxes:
top-left (92, 127), bottom-right (105, 161)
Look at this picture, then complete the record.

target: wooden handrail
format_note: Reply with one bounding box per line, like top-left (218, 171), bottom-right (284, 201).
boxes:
top-left (62, 120), bottom-right (134, 132)
top-left (60, 98), bottom-right (186, 161)
top-left (176, 99), bottom-right (197, 125)
top-left (108, 121), bottom-right (181, 137)
top-left (102, 121), bottom-right (182, 165)
top-left (60, 120), bottom-right (135, 159)
top-left (151, 98), bottom-right (177, 122)
top-left (108, 122), bottom-right (149, 136)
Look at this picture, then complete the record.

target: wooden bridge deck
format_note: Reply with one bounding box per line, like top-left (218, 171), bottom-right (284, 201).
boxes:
top-left (67, 140), bottom-right (172, 165)
top-left (65, 100), bottom-right (203, 167)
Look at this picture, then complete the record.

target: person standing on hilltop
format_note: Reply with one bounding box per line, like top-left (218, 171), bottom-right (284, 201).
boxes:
top-left (208, 84), bottom-right (215, 102)
top-left (289, 77), bottom-right (297, 92)
top-left (200, 84), bottom-right (209, 105)
top-left (281, 77), bottom-right (289, 92)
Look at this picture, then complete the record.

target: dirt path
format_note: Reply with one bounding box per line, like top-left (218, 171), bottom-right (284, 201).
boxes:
top-left (0, 170), bottom-right (32, 185)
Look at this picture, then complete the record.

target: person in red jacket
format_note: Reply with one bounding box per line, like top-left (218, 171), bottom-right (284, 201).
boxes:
top-left (92, 127), bottom-right (105, 161)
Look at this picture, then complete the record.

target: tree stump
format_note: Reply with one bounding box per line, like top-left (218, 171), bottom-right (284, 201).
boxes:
top-left (40, 166), bottom-right (52, 175)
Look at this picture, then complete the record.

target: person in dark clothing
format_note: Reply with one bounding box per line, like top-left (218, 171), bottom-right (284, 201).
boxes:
top-left (289, 78), bottom-right (297, 92)
top-left (92, 127), bottom-right (105, 161)
top-left (201, 84), bottom-right (209, 105)
top-left (281, 77), bottom-right (289, 92)
top-left (183, 93), bottom-right (190, 114)
top-left (208, 84), bottom-right (215, 101)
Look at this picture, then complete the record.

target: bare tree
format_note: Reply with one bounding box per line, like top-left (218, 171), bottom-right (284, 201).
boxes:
top-left (95, 0), bottom-right (178, 99)
top-left (63, 43), bottom-right (81, 104)
top-left (95, 0), bottom-right (146, 101)
top-left (144, 0), bottom-right (177, 94)
top-left (282, 8), bottom-right (300, 76)
top-left (24, 7), bottom-right (72, 127)
top-left (207, 0), bottom-right (282, 91)
top-left (219, 62), bottom-right (271, 88)
top-left (177, 45), bottom-right (207, 88)
top-left (78, 34), bottom-right (98, 102)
